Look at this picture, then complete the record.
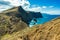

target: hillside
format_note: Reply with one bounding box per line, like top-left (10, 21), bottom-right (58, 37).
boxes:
top-left (0, 6), bottom-right (60, 40)
top-left (0, 6), bottom-right (28, 36)
top-left (1, 17), bottom-right (60, 40)
top-left (1, 6), bottom-right (43, 25)
top-left (0, 6), bottom-right (42, 37)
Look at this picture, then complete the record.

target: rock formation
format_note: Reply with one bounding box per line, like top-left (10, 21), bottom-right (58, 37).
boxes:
top-left (0, 6), bottom-right (42, 36)
top-left (18, 6), bottom-right (43, 25)
top-left (2, 6), bottom-right (43, 25)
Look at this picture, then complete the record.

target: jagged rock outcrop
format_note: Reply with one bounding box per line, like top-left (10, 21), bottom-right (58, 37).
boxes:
top-left (2, 6), bottom-right (43, 25)
top-left (18, 6), bottom-right (43, 25)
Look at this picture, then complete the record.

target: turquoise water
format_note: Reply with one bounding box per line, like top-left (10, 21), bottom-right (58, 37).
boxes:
top-left (29, 13), bottom-right (60, 27)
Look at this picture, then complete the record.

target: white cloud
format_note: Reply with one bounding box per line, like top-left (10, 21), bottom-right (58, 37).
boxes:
top-left (0, 5), bottom-right (11, 12)
top-left (47, 10), bottom-right (60, 15)
top-left (25, 7), bottom-right (42, 12)
top-left (41, 10), bottom-right (60, 15)
top-left (0, 0), bottom-right (42, 12)
top-left (4, 0), bottom-right (21, 6)
top-left (4, 0), bottom-right (30, 7)
top-left (0, 0), bottom-right (60, 15)
top-left (0, 0), bottom-right (30, 12)
top-left (49, 6), bottom-right (54, 8)
top-left (0, 5), bottom-right (3, 9)
top-left (42, 6), bottom-right (47, 9)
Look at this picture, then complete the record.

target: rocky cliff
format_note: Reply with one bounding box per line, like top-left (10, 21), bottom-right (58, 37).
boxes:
top-left (2, 6), bottom-right (43, 25)
top-left (1, 17), bottom-right (60, 40)
top-left (0, 6), bottom-right (42, 36)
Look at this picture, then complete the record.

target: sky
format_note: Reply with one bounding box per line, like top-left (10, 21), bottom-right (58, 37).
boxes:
top-left (0, 0), bottom-right (60, 15)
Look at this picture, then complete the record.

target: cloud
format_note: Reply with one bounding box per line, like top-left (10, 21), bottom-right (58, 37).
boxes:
top-left (4, 0), bottom-right (20, 6)
top-left (0, 0), bottom-right (60, 15)
top-left (0, 1), bottom-right (10, 5)
top-left (25, 7), bottom-right (42, 12)
top-left (0, 5), bottom-right (12, 12)
top-left (42, 6), bottom-right (47, 9)
top-left (0, 0), bottom-right (42, 12)
top-left (41, 10), bottom-right (60, 15)
top-left (0, 0), bottom-right (30, 12)
top-left (49, 6), bottom-right (54, 8)
top-left (23, 5), bottom-right (42, 12)
top-left (47, 10), bottom-right (60, 15)
top-left (41, 6), bottom-right (54, 9)
top-left (3, 0), bottom-right (30, 7)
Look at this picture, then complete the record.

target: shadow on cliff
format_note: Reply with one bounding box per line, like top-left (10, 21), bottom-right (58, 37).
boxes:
top-left (18, 6), bottom-right (43, 25)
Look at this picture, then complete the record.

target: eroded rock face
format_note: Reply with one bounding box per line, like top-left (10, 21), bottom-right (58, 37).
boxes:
top-left (18, 6), bottom-right (43, 25)
top-left (2, 6), bottom-right (43, 25)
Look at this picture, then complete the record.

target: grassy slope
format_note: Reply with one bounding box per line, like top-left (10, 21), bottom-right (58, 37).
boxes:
top-left (0, 7), bottom-right (28, 38)
top-left (1, 17), bottom-right (60, 40)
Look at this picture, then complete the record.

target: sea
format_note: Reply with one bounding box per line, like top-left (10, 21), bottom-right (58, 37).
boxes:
top-left (29, 13), bottom-right (60, 27)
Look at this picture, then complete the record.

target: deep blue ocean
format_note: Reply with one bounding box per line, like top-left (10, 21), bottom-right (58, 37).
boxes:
top-left (29, 13), bottom-right (60, 27)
